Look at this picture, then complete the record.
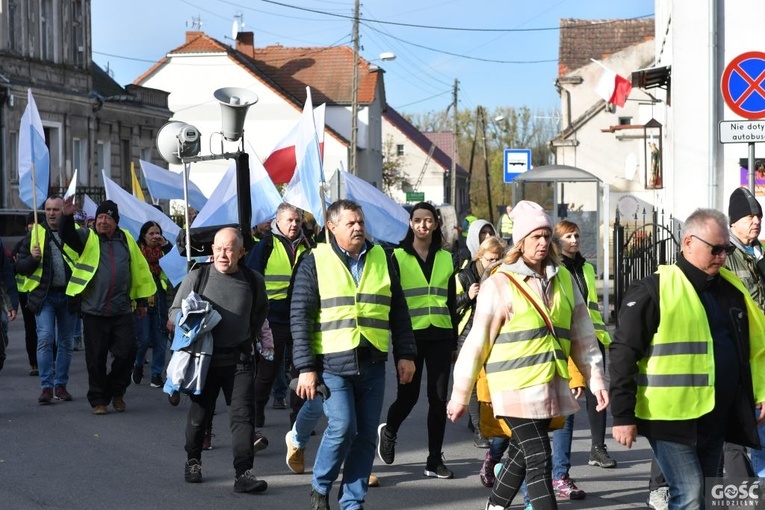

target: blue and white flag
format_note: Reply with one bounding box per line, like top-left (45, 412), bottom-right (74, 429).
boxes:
top-left (246, 143), bottom-right (283, 225)
top-left (283, 87), bottom-right (326, 227)
top-left (18, 89), bottom-right (50, 210)
top-left (83, 194), bottom-right (98, 220)
top-left (102, 171), bottom-right (181, 244)
top-left (64, 169), bottom-right (77, 203)
top-left (139, 160), bottom-right (208, 211)
top-left (192, 153), bottom-right (282, 228)
top-left (191, 164), bottom-right (238, 228)
top-left (158, 245), bottom-right (189, 287)
top-left (342, 170), bottom-right (409, 244)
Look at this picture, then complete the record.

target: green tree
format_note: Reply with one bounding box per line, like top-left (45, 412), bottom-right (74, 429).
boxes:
top-left (406, 106), bottom-right (557, 222)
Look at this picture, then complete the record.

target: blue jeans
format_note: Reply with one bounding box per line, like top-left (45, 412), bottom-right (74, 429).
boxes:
top-left (271, 356), bottom-right (288, 399)
top-left (292, 395), bottom-right (324, 448)
top-left (36, 290), bottom-right (76, 388)
top-left (649, 435), bottom-right (724, 510)
top-left (747, 409), bottom-right (765, 484)
top-left (489, 436), bottom-right (510, 460)
top-left (552, 414), bottom-right (575, 479)
top-left (313, 362), bottom-right (386, 510)
top-left (134, 302), bottom-right (166, 377)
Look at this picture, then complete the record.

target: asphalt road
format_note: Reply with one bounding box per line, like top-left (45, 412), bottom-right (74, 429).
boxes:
top-left (0, 317), bottom-right (652, 509)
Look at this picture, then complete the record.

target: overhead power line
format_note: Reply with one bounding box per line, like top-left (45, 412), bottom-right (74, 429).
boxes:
top-left (259, 0), bottom-right (652, 33)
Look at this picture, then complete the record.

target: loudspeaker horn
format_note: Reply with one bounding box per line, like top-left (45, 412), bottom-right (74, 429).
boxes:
top-left (214, 87), bottom-right (259, 142)
top-left (156, 121), bottom-right (201, 165)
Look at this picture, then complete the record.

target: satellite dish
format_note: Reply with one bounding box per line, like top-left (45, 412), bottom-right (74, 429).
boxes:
top-left (232, 19), bottom-right (239, 41)
top-left (617, 195), bottom-right (640, 219)
top-left (157, 121), bottom-right (201, 165)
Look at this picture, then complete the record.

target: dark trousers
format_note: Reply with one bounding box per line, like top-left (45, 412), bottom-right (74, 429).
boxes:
top-left (19, 293), bottom-right (38, 366)
top-left (722, 442), bottom-right (755, 477)
top-left (82, 313), bottom-right (137, 407)
top-left (384, 336), bottom-right (452, 461)
top-left (253, 322), bottom-right (291, 422)
top-left (584, 341), bottom-right (607, 446)
top-left (185, 359), bottom-right (256, 476)
top-left (492, 417), bottom-right (556, 510)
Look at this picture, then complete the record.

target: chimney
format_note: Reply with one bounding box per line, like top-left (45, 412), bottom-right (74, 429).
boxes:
top-left (185, 31), bottom-right (204, 43)
top-left (236, 32), bottom-right (255, 58)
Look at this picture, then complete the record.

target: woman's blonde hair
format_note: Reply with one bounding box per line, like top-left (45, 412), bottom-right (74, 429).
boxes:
top-left (503, 228), bottom-right (559, 266)
top-left (473, 236), bottom-right (507, 261)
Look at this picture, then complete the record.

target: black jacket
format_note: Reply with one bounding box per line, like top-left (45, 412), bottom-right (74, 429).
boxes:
top-left (455, 260), bottom-right (480, 348)
top-left (290, 237), bottom-right (416, 377)
top-left (14, 225), bottom-right (78, 314)
top-left (609, 254), bottom-right (760, 448)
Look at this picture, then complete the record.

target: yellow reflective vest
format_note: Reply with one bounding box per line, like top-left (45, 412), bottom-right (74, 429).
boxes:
top-left (65, 229), bottom-right (156, 300)
top-left (582, 263), bottom-right (611, 347)
top-left (264, 239), bottom-right (306, 301)
top-left (485, 266), bottom-right (575, 392)
top-left (394, 248), bottom-right (452, 330)
top-left (17, 225), bottom-right (78, 293)
top-left (312, 244), bottom-right (391, 355)
top-left (636, 265), bottom-right (765, 420)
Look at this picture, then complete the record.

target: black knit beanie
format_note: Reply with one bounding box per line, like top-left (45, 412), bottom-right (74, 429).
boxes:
top-left (728, 187), bottom-right (762, 224)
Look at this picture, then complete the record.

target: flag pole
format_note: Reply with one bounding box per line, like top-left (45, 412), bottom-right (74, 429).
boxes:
top-left (182, 162), bottom-right (192, 266)
top-left (31, 130), bottom-right (39, 247)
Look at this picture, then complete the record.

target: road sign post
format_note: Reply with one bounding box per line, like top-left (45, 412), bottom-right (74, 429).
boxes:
top-left (720, 51), bottom-right (765, 193)
top-left (503, 149), bottom-right (531, 184)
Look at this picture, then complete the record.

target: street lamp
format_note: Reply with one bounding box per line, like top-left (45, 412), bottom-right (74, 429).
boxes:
top-left (349, 49), bottom-right (396, 176)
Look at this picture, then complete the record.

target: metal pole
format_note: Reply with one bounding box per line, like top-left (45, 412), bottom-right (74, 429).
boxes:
top-left (749, 142), bottom-right (756, 193)
top-left (235, 151), bottom-right (253, 252)
top-left (349, 0), bottom-right (360, 175)
top-left (479, 107), bottom-right (493, 225)
top-left (182, 162), bottom-right (192, 265)
top-left (450, 78), bottom-right (459, 209)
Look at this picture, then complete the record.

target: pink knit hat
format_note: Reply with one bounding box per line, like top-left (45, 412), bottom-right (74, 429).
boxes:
top-left (509, 200), bottom-right (552, 242)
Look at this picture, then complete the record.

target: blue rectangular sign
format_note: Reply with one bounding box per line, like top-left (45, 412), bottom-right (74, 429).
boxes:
top-left (504, 149), bottom-right (531, 183)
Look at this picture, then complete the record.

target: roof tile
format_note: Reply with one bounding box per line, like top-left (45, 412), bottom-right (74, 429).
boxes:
top-left (558, 18), bottom-right (654, 76)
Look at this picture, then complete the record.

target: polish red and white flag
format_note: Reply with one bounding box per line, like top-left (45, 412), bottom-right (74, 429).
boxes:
top-left (592, 59), bottom-right (633, 108)
top-left (263, 103), bottom-right (325, 184)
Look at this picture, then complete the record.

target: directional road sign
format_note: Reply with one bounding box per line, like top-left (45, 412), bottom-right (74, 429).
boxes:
top-left (721, 51), bottom-right (765, 120)
top-left (503, 149), bottom-right (531, 183)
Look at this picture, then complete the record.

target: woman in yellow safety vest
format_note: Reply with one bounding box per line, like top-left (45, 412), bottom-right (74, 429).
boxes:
top-left (377, 202), bottom-right (458, 480)
top-left (447, 201), bottom-right (609, 510)
top-left (455, 235), bottom-right (506, 450)
top-left (130, 221), bottom-right (172, 389)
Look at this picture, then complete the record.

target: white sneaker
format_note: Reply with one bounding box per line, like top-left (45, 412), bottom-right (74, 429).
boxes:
top-left (647, 487), bottom-right (669, 510)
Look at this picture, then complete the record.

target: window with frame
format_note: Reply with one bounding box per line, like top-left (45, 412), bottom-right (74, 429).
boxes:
top-left (396, 144), bottom-right (405, 156)
top-left (40, 0), bottom-right (55, 61)
top-left (73, 138), bottom-right (87, 183)
top-left (8, 1), bottom-right (21, 54)
top-left (71, 0), bottom-right (84, 67)
top-left (97, 141), bottom-right (111, 182)
top-left (9, 132), bottom-right (19, 183)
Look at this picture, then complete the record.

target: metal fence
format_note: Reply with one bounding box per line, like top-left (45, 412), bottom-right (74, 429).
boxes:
top-left (612, 207), bottom-right (680, 325)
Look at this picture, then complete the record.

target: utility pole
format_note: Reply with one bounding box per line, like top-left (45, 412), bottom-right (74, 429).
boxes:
top-left (349, 0), bottom-right (360, 175)
top-left (479, 106), bottom-right (494, 225)
top-left (449, 78), bottom-right (459, 209)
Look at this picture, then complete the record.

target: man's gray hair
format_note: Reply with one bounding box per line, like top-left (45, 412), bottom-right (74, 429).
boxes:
top-left (276, 202), bottom-right (302, 219)
top-left (326, 199), bottom-right (363, 225)
top-left (681, 208), bottom-right (728, 239)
